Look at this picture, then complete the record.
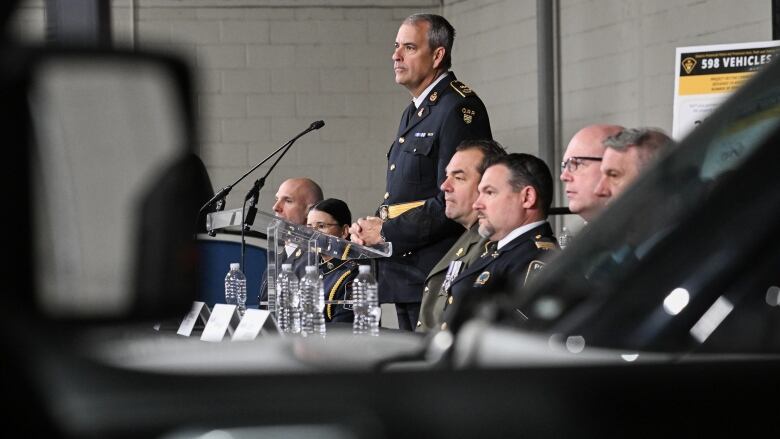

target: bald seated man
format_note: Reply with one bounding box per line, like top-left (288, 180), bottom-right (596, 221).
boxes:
top-left (272, 177), bottom-right (324, 225)
top-left (259, 177), bottom-right (324, 308)
top-left (560, 124), bottom-right (624, 222)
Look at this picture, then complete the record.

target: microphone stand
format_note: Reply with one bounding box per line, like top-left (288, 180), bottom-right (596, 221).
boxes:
top-left (239, 127), bottom-right (305, 270)
top-left (196, 120), bottom-right (323, 241)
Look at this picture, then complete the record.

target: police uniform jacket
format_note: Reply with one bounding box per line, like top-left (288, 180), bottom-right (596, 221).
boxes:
top-left (441, 222), bottom-right (559, 329)
top-left (379, 71), bottom-right (492, 303)
top-left (416, 223), bottom-right (485, 332)
top-left (319, 256), bottom-right (359, 323)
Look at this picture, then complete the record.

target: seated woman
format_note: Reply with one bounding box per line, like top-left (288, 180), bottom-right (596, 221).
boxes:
top-left (306, 198), bottom-right (359, 323)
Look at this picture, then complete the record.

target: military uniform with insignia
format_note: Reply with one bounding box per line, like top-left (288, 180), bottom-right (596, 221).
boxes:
top-left (441, 222), bottom-right (559, 330)
top-left (416, 224), bottom-right (485, 332)
top-left (319, 257), bottom-right (360, 323)
top-left (378, 71), bottom-right (492, 328)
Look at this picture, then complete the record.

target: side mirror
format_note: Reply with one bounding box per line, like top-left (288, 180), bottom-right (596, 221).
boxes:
top-left (1, 46), bottom-right (210, 322)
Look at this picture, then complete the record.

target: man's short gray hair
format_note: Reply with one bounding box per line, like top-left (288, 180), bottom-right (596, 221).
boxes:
top-left (604, 127), bottom-right (673, 168)
top-left (404, 13), bottom-right (456, 70)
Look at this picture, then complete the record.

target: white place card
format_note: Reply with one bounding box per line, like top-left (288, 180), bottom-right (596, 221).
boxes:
top-left (231, 309), bottom-right (271, 341)
top-left (177, 301), bottom-right (211, 336)
top-left (200, 304), bottom-right (241, 342)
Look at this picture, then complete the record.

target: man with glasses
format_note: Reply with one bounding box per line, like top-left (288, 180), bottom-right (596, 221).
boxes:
top-left (594, 127), bottom-right (672, 202)
top-left (560, 124), bottom-right (624, 222)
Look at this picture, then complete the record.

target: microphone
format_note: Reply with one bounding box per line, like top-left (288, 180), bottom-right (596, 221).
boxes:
top-left (198, 120), bottom-right (324, 214)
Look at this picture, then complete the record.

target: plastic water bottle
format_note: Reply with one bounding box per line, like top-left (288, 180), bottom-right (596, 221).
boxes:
top-left (559, 226), bottom-right (571, 250)
top-left (353, 265), bottom-right (380, 336)
top-left (224, 263), bottom-right (247, 315)
top-left (300, 265), bottom-right (326, 337)
top-left (277, 263), bottom-right (301, 334)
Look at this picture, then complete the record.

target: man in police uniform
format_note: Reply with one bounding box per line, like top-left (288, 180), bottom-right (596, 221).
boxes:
top-left (442, 153), bottom-right (559, 332)
top-left (416, 139), bottom-right (506, 332)
top-left (349, 13), bottom-right (492, 330)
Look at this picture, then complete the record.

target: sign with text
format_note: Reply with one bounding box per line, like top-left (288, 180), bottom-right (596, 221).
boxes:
top-left (673, 41), bottom-right (780, 139)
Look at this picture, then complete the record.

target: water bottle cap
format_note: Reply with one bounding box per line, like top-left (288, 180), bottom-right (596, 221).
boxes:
top-left (358, 265), bottom-right (371, 273)
top-left (282, 263), bottom-right (292, 270)
top-left (230, 263), bottom-right (240, 270)
top-left (305, 265), bottom-right (317, 274)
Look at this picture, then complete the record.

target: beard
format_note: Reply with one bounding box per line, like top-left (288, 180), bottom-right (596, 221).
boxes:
top-left (478, 221), bottom-right (494, 239)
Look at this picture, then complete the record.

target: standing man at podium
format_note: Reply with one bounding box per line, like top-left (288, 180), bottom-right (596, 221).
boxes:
top-left (350, 13), bottom-right (492, 330)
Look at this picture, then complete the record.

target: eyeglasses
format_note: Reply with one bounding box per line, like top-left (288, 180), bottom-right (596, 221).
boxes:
top-left (561, 156), bottom-right (603, 173)
top-left (307, 222), bottom-right (341, 231)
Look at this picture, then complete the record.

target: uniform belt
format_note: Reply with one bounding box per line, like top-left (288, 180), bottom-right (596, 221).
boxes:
top-left (379, 200), bottom-right (425, 220)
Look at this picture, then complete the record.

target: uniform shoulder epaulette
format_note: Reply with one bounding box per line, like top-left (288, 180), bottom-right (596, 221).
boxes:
top-left (450, 80), bottom-right (476, 98)
top-left (534, 234), bottom-right (558, 250)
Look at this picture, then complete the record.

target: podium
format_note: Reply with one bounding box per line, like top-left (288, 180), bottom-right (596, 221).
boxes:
top-left (206, 208), bottom-right (391, 309)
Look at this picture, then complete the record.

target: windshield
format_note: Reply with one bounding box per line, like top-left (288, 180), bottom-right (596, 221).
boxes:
top-left (513, 58), bottom-right (780, 354)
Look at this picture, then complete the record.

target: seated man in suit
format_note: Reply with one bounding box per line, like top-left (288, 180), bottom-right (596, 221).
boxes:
top-left (259, 178), bottom-right (323, 308)
top-left (441, 153), bottom-right (559, 331)
top-left (416, 139), bottom-right (506, 332)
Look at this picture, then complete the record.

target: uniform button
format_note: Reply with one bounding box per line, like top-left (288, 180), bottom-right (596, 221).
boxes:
top-left (416, 321), bottom-right (422, 327)
top-left (441, 322), bottom-right (448, 331)
top-left (390, 164), bottom-right (396, 171)
top-left (399, 137), bottom-right (405, 143)
top-left (384, 192), bottom-right (389, 200)
top-left (413, 148), bottom-right (417, 152)
top-left (448, 296), bottom-right (453, 305)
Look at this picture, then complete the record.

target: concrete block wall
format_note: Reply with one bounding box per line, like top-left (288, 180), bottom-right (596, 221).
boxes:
top-left (130, 0), bottom-right (442, 218)
top-left (443, 0), bottom-right (771, 153)
top-left (9, 0), bottom-right (771, 222)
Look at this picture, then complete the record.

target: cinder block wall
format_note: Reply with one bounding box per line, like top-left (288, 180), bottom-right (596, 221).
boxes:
top-left (128, 1), bottom-right (444, 218)
top-left (10, 0), bottom-right (771, 220)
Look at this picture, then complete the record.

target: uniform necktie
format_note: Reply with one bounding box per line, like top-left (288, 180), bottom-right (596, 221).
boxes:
top-left (481, 241), bottom-right (497, 258)
top-left (404, 101), bottom-right (416, 128)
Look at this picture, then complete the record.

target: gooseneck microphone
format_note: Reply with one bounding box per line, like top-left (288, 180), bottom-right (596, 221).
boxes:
top-left (198, 120), bottom-right (325, 214)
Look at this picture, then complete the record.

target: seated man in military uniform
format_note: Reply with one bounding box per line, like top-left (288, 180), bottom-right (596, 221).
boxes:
top-left (441, 153), bottom-right (559, 332)
top-left (416, 139), bottom-right (506, 332)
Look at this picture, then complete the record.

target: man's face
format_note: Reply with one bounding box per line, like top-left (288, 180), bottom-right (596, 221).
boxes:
top-left (560, 133), bottom-right (607, 221)
top-left (594, 147), bottom-right (643, 202)
top-left (440, 149), bottom-right (484, 227)
top-left (473, 164), bottom-right (528, 241)
top-left (392, 21), bottom-right (440, 97)
top-left (273, 180), bottom-right (309, 225)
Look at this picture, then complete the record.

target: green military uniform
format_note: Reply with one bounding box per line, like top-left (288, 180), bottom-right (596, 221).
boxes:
top-left (416, 223), bottom-right (486, 332)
